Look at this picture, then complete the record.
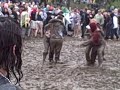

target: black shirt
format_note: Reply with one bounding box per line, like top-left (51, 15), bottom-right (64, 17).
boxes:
top-left (11, 11), bottom-right (18, 20)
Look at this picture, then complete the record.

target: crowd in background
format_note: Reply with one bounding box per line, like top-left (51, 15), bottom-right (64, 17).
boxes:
top-left (0, 1), bottom-right (120, 40)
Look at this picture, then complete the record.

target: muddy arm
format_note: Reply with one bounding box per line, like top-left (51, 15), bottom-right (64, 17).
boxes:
top-left (80, 40), bottom-right (92, 47)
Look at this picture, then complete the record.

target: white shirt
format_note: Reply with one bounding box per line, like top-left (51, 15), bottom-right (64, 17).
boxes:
top-left (113, 16), bottom-right (118, 29)
top-left (0, 11), bottom-right (4, 16)
top-left (64, 13), bottom-right (72, 24)
top-left (27, 6), bottom-right (32, 17)
top-left (41, 11), bottom-right (47, 21)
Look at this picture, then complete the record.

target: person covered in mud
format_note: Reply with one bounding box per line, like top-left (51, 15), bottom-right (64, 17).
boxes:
top-left (43, 15), bottom-right (65, 64)
top-left (0, 17), bottom-right (23, 90)
top-left (81, 22), bottom-right (106, 67)
top-left (42, 23), bottom-right (52, 64)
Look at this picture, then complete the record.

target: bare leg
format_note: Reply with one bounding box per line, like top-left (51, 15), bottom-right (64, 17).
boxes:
top-left (49, 39), bottom-right (56, 64)
top-left (43, 37), bottom-right (50, 64)
top-left (90, 46), bottom-right (98, 66)
top-left (54, 39), bottom-right (63, 64)
top-left (34, 29), bottom-right (38, 37)
top-left (40, 21), bottom-right (43, 37)
top-left (27, 28), bottom-right (32, 37)
top-left (34, 21), bottom-right (38, 37)
top-left (73, 25), bottom-right (77, 37)
top-left (97, 45), bottom-right (104, 67)
top-left (85, 45), bottom-right (92, 66)
top-left (76, 25), bottom-right (80, 37)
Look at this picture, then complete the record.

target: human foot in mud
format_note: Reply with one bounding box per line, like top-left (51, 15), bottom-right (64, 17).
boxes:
top-left (103, 57), bottom-right (106, 61)
top-left (98, 60), bottom-right (103, 68)
top-left (54, 59), bottom-right (64, 64)
top-left (48, 60), bottom-right (64, 68)
top-left (46, 60), bottom-right (54, 68)
top-left (85, 62), bottom-right (96, 67)
top-left (49, 59), bottom-right (54, 64)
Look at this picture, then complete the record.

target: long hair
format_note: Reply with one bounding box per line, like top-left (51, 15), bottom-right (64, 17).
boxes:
top-left (0, 17), bottom-right (23, 84)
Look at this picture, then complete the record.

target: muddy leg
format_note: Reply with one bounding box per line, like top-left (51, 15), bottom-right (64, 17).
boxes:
top-left (40, 21), bottom-right (43, 37)
top-left (102, 50), bottom-right (106, 61)
top-left (42, 37), bottom-right (50, 65)
top-left (49, 51), bottom-right (54, 63)
top-left (85, 45), bottom-right (92, 66)
top-left (102, 44), bottom-right (106, 61)
top-left (54, 39), bottom-right (63, 64)
top-left (49, 39), bottom-right (56, 64)
top-left (90, 46), bottom-right (98, 66)
top-left (43, 52), bottom-right (48, 64)
top-left (97, 45), bottom-right (104, 67)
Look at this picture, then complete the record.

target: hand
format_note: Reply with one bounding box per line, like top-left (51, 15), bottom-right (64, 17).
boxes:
top-left (80, 44), bottom-right (85, 47)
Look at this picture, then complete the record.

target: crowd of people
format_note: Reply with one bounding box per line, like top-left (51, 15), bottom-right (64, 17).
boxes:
top-left (0, 1), bottom-right (120, 40)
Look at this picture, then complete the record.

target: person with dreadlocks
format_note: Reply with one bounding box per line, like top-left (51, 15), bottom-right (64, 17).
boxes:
top-left (81, 22), bottom-right (106, 67)
top-left (43, 15), bottom-right (65, 65)
top-left (0, 17), bottom-right (23, 89)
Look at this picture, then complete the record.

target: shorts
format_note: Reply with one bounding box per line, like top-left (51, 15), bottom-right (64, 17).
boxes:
top-left (30, 20), bottom-right (37, 29)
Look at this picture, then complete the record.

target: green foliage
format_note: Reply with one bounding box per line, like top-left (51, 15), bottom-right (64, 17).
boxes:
top-left (70, 3), bottom-right (87, 9)
top-left (108, 0), bottom-right (120, 8)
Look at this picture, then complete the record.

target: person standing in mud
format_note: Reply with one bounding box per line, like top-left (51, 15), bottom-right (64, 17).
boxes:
top-left (81, 8), bottom-right (90, 38)
top-left (43, 15), bottom-right (65, 64)
top-left (81, 22), bottom-right (106, 67)
top-left (49, 15), bottom-right (65, 64)
top-left (43, 23), bottom-right (52, 64)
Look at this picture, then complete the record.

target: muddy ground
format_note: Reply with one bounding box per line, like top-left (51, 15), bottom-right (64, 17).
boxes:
top-left (20, 37), bottom-right (120, 90)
